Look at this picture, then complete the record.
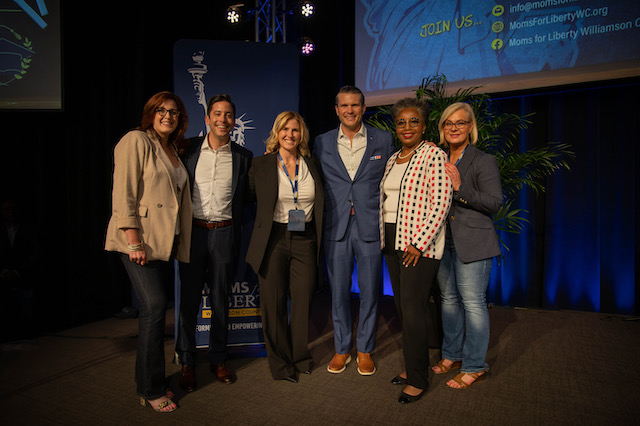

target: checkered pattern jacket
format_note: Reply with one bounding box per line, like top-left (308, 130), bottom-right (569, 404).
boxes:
top-left (379, 143), bottom-right (452, 259)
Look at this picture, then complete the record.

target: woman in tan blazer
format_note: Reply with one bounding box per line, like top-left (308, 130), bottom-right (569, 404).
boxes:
top-left (105, 91), bottom-right (192, 413)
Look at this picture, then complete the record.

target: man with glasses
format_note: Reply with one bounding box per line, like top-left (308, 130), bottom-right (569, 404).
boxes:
top-left (176, 94), bottom-right (253, 391)
top-left (313, 86), bottom-right (395, 376)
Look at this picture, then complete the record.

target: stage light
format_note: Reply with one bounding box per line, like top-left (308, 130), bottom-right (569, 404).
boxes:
top-left (299, 37), bottom-right (315, 56)
top-left (226, 6), bottom-right (241, 24)
top-left (299, 2), bottom-right (314, 18)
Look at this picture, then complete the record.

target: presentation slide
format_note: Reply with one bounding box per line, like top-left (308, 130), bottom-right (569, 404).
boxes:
top-left (355, 0), bottom-right (640, 105)
top-left (0, 0), bottom-right (61, 110)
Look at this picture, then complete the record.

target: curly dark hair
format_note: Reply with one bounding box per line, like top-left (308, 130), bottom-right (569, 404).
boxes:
top-left (390, 97), bottom-right (430, 122)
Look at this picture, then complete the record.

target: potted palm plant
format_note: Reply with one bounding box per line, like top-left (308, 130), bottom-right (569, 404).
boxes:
top-left (367, 74), bottom-right (575, 247)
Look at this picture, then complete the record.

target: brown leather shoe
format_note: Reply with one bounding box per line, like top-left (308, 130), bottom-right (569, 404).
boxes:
top-left (178, 365), bottom-right (196, 392)
top-left (356, 352), bottom-right (376, 375)
top-left (327, 353), bottom-right (352, 373)
top-left (210, 364), bottom-right (237, 384)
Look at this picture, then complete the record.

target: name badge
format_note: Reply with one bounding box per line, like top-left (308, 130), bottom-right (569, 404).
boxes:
top-left (288, 209), bottom-right (306, 231)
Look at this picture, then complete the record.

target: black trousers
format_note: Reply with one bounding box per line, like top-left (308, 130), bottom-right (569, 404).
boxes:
top-left (258, 222), bottom-right (316, 379)
top-left (383, 223), bottom-right (440, 390)
top-left (177, 225), bottom-right (234, 366)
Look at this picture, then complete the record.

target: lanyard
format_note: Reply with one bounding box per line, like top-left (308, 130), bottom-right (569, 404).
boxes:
top-left (449, 144), bottom-right (468, 166)
top-left (277, 153), bottom-right (299, 209)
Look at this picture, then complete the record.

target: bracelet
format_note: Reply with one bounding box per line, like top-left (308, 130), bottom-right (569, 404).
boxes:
top-left (127, 241), bottom-right (145, 252)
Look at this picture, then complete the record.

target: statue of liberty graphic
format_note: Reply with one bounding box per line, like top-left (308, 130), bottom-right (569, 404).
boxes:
top-left (187, 51), bottom-right (254, 146)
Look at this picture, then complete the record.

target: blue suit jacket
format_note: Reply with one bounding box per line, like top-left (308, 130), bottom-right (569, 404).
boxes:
top-left (182, 136), bottom-right (253, 251)
top-left (313, 125), bottom-right (394, 242)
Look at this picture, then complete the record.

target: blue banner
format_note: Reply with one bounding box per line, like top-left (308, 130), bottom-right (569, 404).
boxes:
top-left (172, 40), bottom-right (300, 347)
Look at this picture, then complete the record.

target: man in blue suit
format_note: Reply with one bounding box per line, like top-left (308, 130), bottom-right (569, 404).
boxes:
top-left (177, 94), bottom-right (253, 391)
top-left (313, 86), bottom-right (395, 375)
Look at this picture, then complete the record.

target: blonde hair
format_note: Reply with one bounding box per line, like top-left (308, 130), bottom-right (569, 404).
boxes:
top-left (438, 102), bottom-right (478, 148)
top-left (265, 111), bottom-right (311, 157)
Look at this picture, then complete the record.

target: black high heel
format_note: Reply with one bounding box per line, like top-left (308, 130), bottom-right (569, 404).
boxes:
top-left (391, 375), bottom-right (407, 385)
top-left (280, 374), bottom-right (298, 383)
top-left (398, 390), bottom-right (424, 404)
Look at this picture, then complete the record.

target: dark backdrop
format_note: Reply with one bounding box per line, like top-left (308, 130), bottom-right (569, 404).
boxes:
top-left (1, 1), bottom-right (638, 334)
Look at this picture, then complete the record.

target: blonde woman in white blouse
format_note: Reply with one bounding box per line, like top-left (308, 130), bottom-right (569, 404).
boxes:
top-left (246, 111), bottom-right (324, 383)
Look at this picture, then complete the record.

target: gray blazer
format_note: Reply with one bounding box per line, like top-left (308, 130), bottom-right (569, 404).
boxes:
top-left (448, 145), bottom-right (503, 263)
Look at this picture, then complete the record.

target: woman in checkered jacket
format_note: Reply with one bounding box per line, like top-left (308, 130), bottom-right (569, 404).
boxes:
top-left (380, 97), bottom-right (453, 403)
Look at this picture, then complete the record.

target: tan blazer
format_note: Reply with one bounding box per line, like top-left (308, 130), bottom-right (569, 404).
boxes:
top-left (104, 130), bottom-right (192, 262)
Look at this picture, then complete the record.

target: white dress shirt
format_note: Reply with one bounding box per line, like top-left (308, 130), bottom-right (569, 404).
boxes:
top-left (337, 124), bottom-right (367, 180)
top-left (273, 158), bottom-right (316, 223)
top-left (191, 136), bottom-right (233, 221)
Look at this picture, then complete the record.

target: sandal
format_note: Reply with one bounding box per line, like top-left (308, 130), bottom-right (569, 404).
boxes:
top-left (139, 396), bottom-right (178, 413)
top-left (446, 371), bottom-right (485, 389)
top-left (432, 359), bottom-right (461, 374)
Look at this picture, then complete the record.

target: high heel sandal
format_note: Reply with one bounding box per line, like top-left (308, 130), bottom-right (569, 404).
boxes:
top-left (139, 396), bottom-right (178, 413)
top-left (432, 359), bottom-right (461, 374)
top-left (447, 371), bottom-right (486, 389)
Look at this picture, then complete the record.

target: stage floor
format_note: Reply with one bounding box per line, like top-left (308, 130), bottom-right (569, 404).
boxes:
top-left (1, 290), bottom-right (639, 425)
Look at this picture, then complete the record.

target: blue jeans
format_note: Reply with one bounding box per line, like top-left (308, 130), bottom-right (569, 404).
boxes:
top-left (437, 238), bottom-right (491, 373)
top-left (120, 254), bottom-right (173, 399)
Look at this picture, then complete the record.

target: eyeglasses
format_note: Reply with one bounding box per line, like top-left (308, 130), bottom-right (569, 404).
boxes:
top-left (395, 118), bottom-right (421, 128)
top-left (156, 107), bottom-right (180, 117)
top-left (443, 120), bottom-right (470, 130)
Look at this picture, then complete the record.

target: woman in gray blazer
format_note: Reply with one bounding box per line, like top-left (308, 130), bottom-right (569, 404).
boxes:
top-left (105, 91), bottom-right (192, 412)
top-left (431, 102), bottom-right (503, 389)
top-left (246, 111), bottom-right (323, 383)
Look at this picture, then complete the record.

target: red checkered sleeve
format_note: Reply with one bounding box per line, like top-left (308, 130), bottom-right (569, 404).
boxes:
top-left (408, 147), bottom-right (452, 254)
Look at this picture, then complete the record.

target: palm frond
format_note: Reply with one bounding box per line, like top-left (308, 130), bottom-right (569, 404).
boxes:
top-left (366, 74), bottom-right (575, 250)
top-left (499, 142), bottom-right (575, 199)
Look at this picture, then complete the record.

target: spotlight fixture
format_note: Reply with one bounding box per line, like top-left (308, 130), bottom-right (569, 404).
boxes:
top-left (299, 1), bottom-right (315, 18)
top-left (299, 37), bottom-right (315, 56)
top-left (226, 5), bottom-right (242, 24)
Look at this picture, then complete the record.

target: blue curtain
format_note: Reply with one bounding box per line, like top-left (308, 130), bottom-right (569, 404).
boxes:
top-left (489, 80), bottom-right (639, 315)
top-left (350, 80), bottom-right (639, 315)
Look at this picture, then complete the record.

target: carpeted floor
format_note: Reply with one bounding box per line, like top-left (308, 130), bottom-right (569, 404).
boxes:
top-left (1, 289), bottom-right (639, 425)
